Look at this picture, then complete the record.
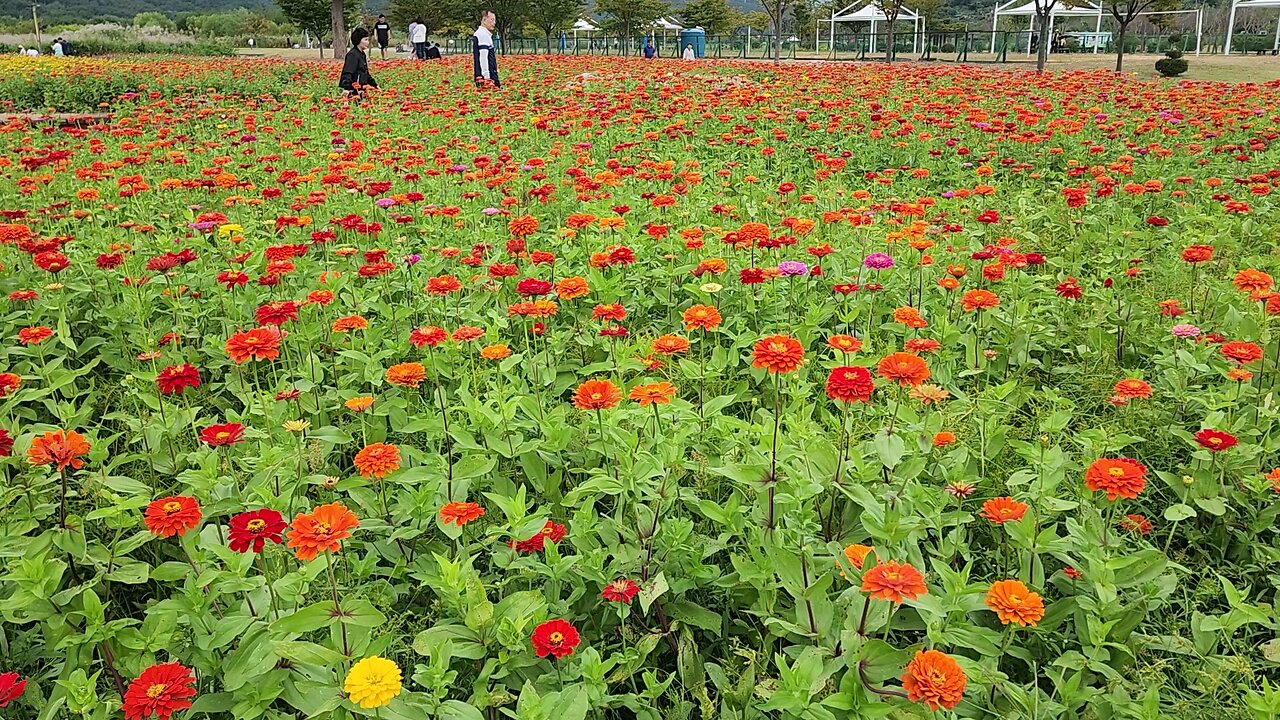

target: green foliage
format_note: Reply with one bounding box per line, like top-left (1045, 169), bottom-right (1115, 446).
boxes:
top-left (681, 0), bottom-right (738, 35)
top-left (524, 0), bottom-right (581, 40)
top-left (1156, 41), bottom-right (1187, 76)
top-left (594, 0), bottom-right (671, 38)
top-left (275, 0), bottom-right (357, 53)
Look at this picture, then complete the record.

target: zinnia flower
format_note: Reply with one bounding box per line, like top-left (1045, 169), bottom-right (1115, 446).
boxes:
top-left (752, 335), bottom-right (805, 374)
top-left (877, 352), bottom-right (930, 387)
top-left (901, 650), bottom-right (966, 711)
top-left (225, 327), bottom-right (281, 363)
top-left (531, 619), bottom-right (581, 658)
top-left (0, 672), bottom-right (27, 709)
top-left (156, 364), bottom-right (200, 395)
top-left (199, 423), bottom-right (245, 446)
top-left (480, 343), bottom-right (511, 360)
top-left (144, 496), bottom-right (202, 538)
top-left (827, 334), bottom-right (862, 354)
top-left (1221, 341), bottom-right (1264, 365)
top-left (385, 362), bottom-right (426, 388)
top-left (287, 502), bottom-right (360, 561)
top-left (122, 662), bottom-right (197, 720)
top-left (17, 326), bottom-right (52, 345)
top-left (630, 382), bottom-right (677, 406)
top-left (1112, 379), bottom-right (1152, 399)
top-left (683, 304), bottom-right (722, 331)
top-left (842, 543), bottom-right (874, 571)
top-left (0, 372), bottom-right (20, 397)
top-left (27, 429), bottom-right (91, 472)
top-left (345, 396), bottom-right (375, 412)
top-left (440, 501), bottom-right (485, 526)
top-left (961, 289), bottom-right (1000, 311)
top-left (980, 496), bottom-right (1028, 524)
top-left (860, 560), bottom-right (927, 603)
top-left (1084, 457), bottom-right (1146, 501)
top-left (1194, 429), bottom-right (1237, 452)
top-left (353, 443), bottom-right (402, 478)
top-left (573, 379), bottom-right (622, 410)
top-left (985, 579), bottom-right (1045, 627)
top-left (652, 335), bottom-right (690, 355)
top-left (227, 508), bottom-right (286, 553)
top-left (344, 656), bottom-right (402, 709)
top-left (601, 578), bottom-right (641, 603)
top-left (825, 366), bottom-right (874, 403)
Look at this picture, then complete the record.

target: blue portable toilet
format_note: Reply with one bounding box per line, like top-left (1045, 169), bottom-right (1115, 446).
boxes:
top-left (679, 26), bottom-right (706, 58)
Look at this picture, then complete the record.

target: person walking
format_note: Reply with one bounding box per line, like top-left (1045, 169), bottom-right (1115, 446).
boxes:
top-left (410, 20), bottom-right (427, 60)
top-left (374, 15), bottom-right (390, 60)
top-left (472, 10), bottom-right (500, 88)
top-left (339, 27), bottom-right (378, 100)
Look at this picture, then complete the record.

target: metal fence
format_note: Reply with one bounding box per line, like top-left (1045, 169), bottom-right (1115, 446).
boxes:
top-left (433, 31), bottom-right (1278, 62)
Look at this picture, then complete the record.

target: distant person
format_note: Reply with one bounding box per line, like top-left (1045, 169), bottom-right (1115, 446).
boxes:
top-left (424, 40), bottom-right (441, 60)
top-left (682, 43), bottom-right (695, 60)
top-left (644, 39), bottom-right (655, 58)
top-left (374, 14), bottom-right (390, 60)
top-left (410, 19), bottom-right (427, 60)
top-left (472, 10), bottom-right (499, 87)
top-left (339, 27), bottom-right (377, 100)
top-left (52, 37), bottom-right (64, 56)
top-left (26, 47), bottom-right (38, 56)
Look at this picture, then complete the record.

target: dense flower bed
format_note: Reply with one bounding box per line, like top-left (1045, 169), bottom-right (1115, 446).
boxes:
top-left (1, 55), bottom-right (1279, 719)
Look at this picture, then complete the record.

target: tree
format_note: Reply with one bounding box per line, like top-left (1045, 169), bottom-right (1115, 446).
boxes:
top-left (525, 0), bottom-right (582, 49)
top-left (792, 0), bottom-right (813, 48)
top-left (682, 0), bottom-right (736, 35)
top-left (596, 0), bottom-right (670, 50)
top-left (758, 0), bottom-right (795, 64)
top-left (871, 0), bottom-right (905, 61)
top-left (133, 11), bottom-right (175, 30)
top-left (278, 0), bottom-right (358, 56)
top-left (453, 0), bottom-right (529, 51)
top-left (1105, 0), bottom-right (1181, 71)
top-left (741, 10), bottom-right (771, 31)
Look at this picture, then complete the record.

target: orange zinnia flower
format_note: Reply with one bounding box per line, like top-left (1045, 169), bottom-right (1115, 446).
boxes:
top-left (629, 382), bottom-right (677, 406)
top-left (480, 343), bottom-right (511, 360)
top-left (876, 352), bottom-right (930, 387)
top-left (286, 502), bottom-right (360, 562)
top-left (439, 501), bottom-right (485, 526)
top-left (652, 335), bottom-right (691, 355)
top-left (225, 327), bottom-right (281, 363)
top-left (682, 304), bottom-right (722, 331)
top-left (902, 649), bottom-right (967, 711)
top-left (827, 334), bottom-right (863, 354)
top-left (345, 396), bottom-right (375, 412)
top-left (555, 276), bottom-right (589, 300)
top-left (961, 289), bottom-right (1000, 312)
top-left (893, 306), bottom-right (927, 329)
top-left (980, 496), bottom-right (1028, 524)
top-left (1234, 268), bottom-right (1273, 293)
top-left (353, 443), bottom-right (401, 478)
top-left (331, 315), bottom-right (369, 333)
top-left (144, 495), bottom-right (203, 538)
top-left (27, 429), bottom-right (91, 472)
top-left (842, 543), bottom-right (874, 570)
top-left (752, 335), bottom-right (804, 374)
top-left (860, 560), bottom-right (927, 603)
top-left (985, 579), bottom-right (1045, 627)
top-left (385, 362), bottom-right (426, 388)
top-left (573, 379), bottom-right (622, 410)
top-left (1084, 457), bottom-right (1146, 501)
top-left (1113, 379), bottom-right (1152, 399)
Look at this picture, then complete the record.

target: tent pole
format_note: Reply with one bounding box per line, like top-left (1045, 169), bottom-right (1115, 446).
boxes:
top-left (1224, 0), bottom-right (1237, 54)
top-left (1047, 12), bottom-right (1054, 54)
top-left (1274, 12), bottom-right (1280, 51)
top-left (1094, 5), bottom-right (1102, 53)
top-left (1027, 13), bottom-right (1033, 56)
top-left (830, 11), bottom-right (836, 56)
top-left (871, 18), bottom-right (876, 55)
top-left (991, 6), bottom-right (998, 53)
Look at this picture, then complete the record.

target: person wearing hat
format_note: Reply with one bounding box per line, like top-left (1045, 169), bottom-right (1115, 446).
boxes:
top-left (339, 27), bottom-right (378, 99)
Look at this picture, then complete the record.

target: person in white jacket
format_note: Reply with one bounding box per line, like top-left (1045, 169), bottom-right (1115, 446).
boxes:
top-left (682, 44), bottom-right (695, 60)
top-left (410, 20), bottom-right (427, 59)
top-left (472, 10), bottom-right (500, 87)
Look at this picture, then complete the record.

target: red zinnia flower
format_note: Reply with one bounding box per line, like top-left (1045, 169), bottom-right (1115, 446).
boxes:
top-left (752, 335), bottom-right (805, 374)
top-left (0, 672), bottom-right (26, 708)
top-left (1195, 429), bottom-right (1237, 452)
top-left (531, 618), bottom-right (581, 658)
top-left (825, 366), bottom-right (874, 403)
top-left (122, 662), bottom-right (197, 720)
top-left (144, 496), bottom-right (202, 538)
top-left (980, 496), bottom-right (1028, 524)
top-left (156, 364), bottom-right (200, 395)
top-left (27, 429), bottom-right (90, 472)
top-left (200, 423), bottom-right (245, 446)
top-left (601, 578), bottom-right (641, 603)
top-left (227, 508), bottom-right (287, 553)
top-left (1084, 457), bottom-right (1147, 501)
top-left (439, 501), bottom-right (485, 526)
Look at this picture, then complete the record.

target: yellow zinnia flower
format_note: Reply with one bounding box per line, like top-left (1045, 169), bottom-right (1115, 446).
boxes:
top-left (283, 420), bottom-right (310, 433)
top-left (344, 656), bottom-right (402, 709)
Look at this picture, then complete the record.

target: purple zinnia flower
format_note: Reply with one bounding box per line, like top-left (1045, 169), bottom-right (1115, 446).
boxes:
top-left (189, 221), bottom-right (217, 232)
top-left (778, 261), bottom-right (808, 276)
top-left (482, 207), bottom-right (501, 216)
top-left (375, 198), bottom-right (395, 209)
top-left (404, 254), bottom-right (421, 266)
top-left (1171, 324), bottom-right (1201, 338)
top-left (863, 253), bottom-right (894, 270)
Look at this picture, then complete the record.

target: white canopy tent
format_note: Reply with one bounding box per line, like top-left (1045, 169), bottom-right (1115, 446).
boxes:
top-left (828, 1), bottom-right (927, 55)
top-left (1224, 0), bottom-right (1280, 54)
top-left (989, 0), bottom-right (1105, 54)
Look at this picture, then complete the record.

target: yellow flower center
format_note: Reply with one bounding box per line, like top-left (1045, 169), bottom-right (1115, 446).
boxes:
top-left (1209, 438), bottom-right (1221, 445)
top-left (885, 571), bottom-right (899, 581)
top-left (163, 501), bottom-right (181, 513)
top-left (246, 519), bottom-right (265, 532)
top-left (243, 337), bottom-right (259, 345)
top-left (549, 632), bottom-right (564, 644)
top-left (315, 522), bottom-right (331, 534)
top-left (591, 393), bottom-right (602, 400)
top-left (1108, 467), bottom-right (1125, 478)
top-left (147, 683), bottom-right (166, 698)
top-left (216, 432), bottom-right (230, 440)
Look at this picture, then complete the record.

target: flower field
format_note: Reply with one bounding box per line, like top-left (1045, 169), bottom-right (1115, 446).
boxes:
top-left (2, 54), bottom-right (1280, 719)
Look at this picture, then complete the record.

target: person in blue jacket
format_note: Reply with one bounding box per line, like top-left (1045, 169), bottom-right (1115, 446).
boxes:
top-left (472, 10), bottom-right (500, 88)
top-left (644, 39), bottom-right (656, 58)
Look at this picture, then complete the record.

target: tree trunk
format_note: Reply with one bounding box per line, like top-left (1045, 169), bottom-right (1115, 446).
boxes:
top-left (886, 22), bottom-right (895, 61)
top-left (774, 16), bottom-right (782, 64)
top-left (331, 0), bottom-right (346, 58)
top-left (1035, 12), bottom-right (1049, 71)
top-left (1115, 25), bottom-right (1127, 71)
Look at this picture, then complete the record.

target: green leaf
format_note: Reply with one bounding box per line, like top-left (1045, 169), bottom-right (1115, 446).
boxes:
top-left (873, 431), bottom-right (905, 469)
top-left (1163, 503), bottom-right (1196, 522)
top-left (222, 625), bottom-right (276, 692)
top-left (638, 572), bottom-right (669, 614)
top-left (271, 640), bottom-right (347, 667)
top-left (668, 601), bottom-right (723, 637)
top-left (271, 601), bottom-right (338, 635)
top-left (439, 700), bottom-right (486, 720)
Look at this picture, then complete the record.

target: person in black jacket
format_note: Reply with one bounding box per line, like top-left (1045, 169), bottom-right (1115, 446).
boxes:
top-left (339, 28), bottom-right (377, 99)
